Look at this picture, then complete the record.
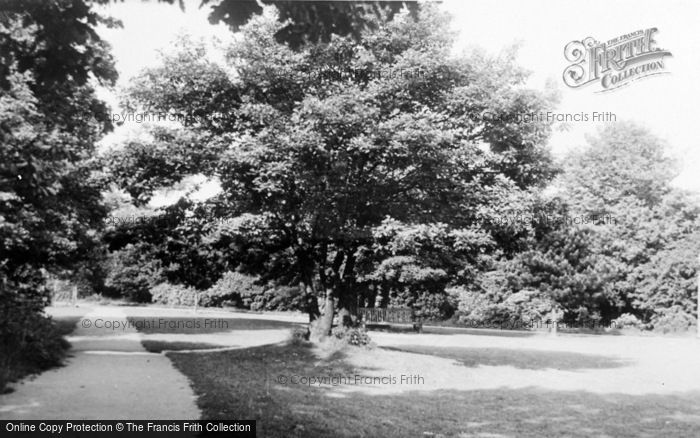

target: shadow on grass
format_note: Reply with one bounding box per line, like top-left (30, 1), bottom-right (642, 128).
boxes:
top-left (53, 315), bottom-right (84, 337)
top-left (127, 316), bottom-right (301, 334)
top-left (382, 345), bottom-right (632, 370)
top-left (141, 340), bottom-right (227, 353)
top-left (370, 324), bottom-right (539, 337)
top-left (165, 343), bottom-right (700, 438)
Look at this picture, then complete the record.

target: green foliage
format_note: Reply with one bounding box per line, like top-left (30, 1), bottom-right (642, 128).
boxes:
top-left (104, 244), bottom-right (163, 302)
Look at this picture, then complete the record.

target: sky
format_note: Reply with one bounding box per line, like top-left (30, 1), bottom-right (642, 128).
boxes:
top-left (95, 0), bottom-right (700, 206)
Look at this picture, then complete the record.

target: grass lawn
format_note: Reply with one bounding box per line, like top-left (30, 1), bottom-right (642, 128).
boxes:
top-left (165, 341), bottom-right (700, 437)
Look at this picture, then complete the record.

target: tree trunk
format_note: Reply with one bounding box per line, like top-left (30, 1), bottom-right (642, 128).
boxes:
top-left (301, 281), bottom-right (321, 323)
top-left (316, 289), bottom-right (336, 338)
top-left (311, 248), bottom-right (346, 339)
top-left (307, 293), bottom-right (320, 323)
top-left (337, 250), bottom-right (356, 326)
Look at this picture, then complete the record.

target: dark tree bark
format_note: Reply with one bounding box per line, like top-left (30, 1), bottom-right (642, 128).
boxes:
top-left (314, 248), bottom-right (346, 337)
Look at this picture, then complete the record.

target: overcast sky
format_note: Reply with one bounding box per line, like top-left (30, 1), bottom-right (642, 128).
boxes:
top-left (96, 0), bottom-right (700, 204)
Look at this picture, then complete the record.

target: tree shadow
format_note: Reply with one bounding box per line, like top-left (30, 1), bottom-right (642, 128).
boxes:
top-left (371, 325), bottom-right (539, 337)
top-left (141, 340), bottom-right (226, 353)
top-left (167, 342), bottom-right (700, 438)
top-left (383, 345), bottom-right (632, 370)
top-left (127, 316), bottom-right (302, 334)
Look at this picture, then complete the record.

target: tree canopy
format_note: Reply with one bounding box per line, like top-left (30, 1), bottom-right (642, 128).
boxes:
top-left (104, 4), bottom-right (559, 334)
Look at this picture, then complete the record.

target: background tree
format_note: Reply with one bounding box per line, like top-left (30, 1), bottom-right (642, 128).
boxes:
top-left (503, 123), bottom-right (700, 329)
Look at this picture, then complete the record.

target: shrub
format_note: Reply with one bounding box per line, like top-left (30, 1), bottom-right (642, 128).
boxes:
top-left (289, 326), bottom-right (310, 345)
top-left (331, 325), bottom-right (373, 347)
top-left (150, 283), bottom-right (198, 307)
top-left (611, 313), bottom-right (643, 330)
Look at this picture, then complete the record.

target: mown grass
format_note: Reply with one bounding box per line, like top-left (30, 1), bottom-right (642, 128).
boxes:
top-left (165, 342), bottom-right (700, 437)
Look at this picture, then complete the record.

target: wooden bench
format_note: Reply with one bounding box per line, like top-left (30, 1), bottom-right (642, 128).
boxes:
top-left (356, 307), bottom-right (423, 332)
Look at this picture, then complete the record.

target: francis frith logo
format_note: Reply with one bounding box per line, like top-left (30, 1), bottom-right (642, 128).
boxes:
top-left (563, 28), bottom-right (672, 92)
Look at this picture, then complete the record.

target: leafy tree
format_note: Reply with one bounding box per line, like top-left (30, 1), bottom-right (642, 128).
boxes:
top-left (0, 0), bottom-right (117, 387)
top-left (105, 4), bottom-right (558, 336)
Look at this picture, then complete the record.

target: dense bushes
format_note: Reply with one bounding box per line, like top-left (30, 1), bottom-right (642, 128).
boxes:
top-left (150, 283), bottom-right (198, 307)
top-left (148, 272), bottom-right (306, 311)
top-left (0, 277), bottom-right (70, 391)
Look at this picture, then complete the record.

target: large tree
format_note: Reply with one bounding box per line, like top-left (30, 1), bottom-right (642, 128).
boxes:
top-left (105, 4), bottom-right (558, 335)
top-left (0, 0), bottom-right (117, 386)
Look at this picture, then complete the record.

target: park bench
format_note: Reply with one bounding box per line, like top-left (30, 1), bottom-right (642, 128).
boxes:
top-left (356, 307), bottom-right (423, 333)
